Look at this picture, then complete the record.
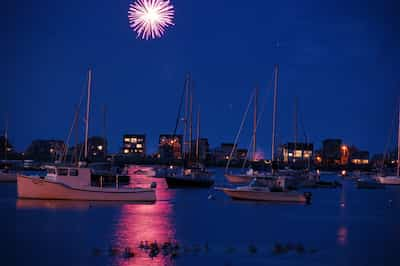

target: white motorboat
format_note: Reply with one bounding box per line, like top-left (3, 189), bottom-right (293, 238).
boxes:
top-left (0, 169), bottom-right (16, 182)
top-left (375, 175), bottom-right (400, 185)
top-left (217, 178), bottom-right (311, 203)
top-left (17, 165), bottom-right (156, 202)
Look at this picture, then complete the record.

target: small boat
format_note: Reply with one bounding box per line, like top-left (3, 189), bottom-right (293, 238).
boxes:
top-left (225, 169), bottom-right (269, 184)
top-left (0, 169), bottom-right (16, 182)
top-left (374, 103), bottom-right (400, 185)
top-left (216, 178), bottom-right (311, 203)
top-left (356, 178), bottom-right (385, 189)
top-left (17, 165), bottom-right (156, 202)
top-left (165, 165), bottom-right (214, 188)
top-left (374, 175), bottom-right (400, 185)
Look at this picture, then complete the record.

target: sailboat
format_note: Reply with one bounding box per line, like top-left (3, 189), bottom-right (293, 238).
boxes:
top-left (165, 74), bottom-right (214, 188)
top-left (219, 65), bottom-right (311, 203)
top-left (224, 87), bottom-right (272, 184)
top-left (0, 115), bottom-right (17, 182)
top-left (375, 103), bottom-right (400, 185)
top-left (17, 69), bottom-right (156, 202)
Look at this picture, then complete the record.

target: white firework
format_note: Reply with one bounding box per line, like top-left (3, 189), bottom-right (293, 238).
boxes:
top-left (128, 0), bottom-right (175, 40)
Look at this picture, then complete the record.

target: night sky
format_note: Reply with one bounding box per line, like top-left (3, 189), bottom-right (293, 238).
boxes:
top-left (2, 0), bottom-right (400, 156)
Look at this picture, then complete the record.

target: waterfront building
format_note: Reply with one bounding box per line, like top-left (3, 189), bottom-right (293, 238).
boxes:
top-left (280, 142), bottom-right (313, 164)
top-left (158, 134), bottom-right (182, 161)
top-left (350, 151), bottom-right (369, 165)
top-left (322, 139), bottom-right (342, 166)
top-left (122, 134), bottom-right (146, 157)
top-left (25, 139), bottom-right (66, 162)
top-left (87, 136), bottom-right (107, 161)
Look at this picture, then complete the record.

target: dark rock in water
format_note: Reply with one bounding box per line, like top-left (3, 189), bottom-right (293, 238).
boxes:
top-left (248, 244), bottom-right (257, 254)
top-left (225, 246), bottom-right (236, 253)
top-left (296, 243), bottom-right (305, 253)
top-left (273, 242), bottom-right (288, 254)
top-left (309, 248), bottom-right (318, 254)
top-left (170, 250), bottom-right (179, 259)
top-left (204, 242), bottom-right (209, 252)
top-left (92, 248), bottom-right (102, 256)
top-left (123, 247), bottom-right (135, 258)
top-left (108, 246), bottom-right (119, 256)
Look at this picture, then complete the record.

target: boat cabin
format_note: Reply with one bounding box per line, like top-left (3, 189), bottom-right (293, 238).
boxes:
top-left (45, 165), bottom-right (91, 187)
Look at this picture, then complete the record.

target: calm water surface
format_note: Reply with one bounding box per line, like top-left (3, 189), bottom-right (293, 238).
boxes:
top-left (4, 168), bottom-right (400, 266)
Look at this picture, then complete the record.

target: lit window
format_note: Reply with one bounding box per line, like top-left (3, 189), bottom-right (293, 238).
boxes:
top-left (288, 152), bottom-right (293, 157)
top-left (97, 145), bottom-right (103, 151)
top-left (124, 138), bottom-right (130, 142)
top-left (131, 138), bottom-right (137, 143)
top-left (294, 150), bottom-right (302, 158)
top-left (137, 144), bottom-right (143, 148)
top-left (123, 149), bottom-right (129, 154)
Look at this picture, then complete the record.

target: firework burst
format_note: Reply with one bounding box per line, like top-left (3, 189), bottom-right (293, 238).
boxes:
top-left (128, 0), bottom-right (175, 40)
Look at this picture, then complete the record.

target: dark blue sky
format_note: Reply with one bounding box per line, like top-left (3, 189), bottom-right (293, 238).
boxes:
top-left (2, 0), bottom-right (400, 156)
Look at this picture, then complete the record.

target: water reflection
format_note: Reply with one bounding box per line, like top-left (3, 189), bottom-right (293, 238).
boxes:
top-left (336, 226), bottom-right (348, 246)
top-left (112, 168), bottom-right (176, 266)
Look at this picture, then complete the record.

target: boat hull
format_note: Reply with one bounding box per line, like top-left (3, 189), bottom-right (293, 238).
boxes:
top-left (17, 175), bottom-right (156, 202)
top-left (224, 174), bottom-right (253, 184)
top-left (375, 176), bottom-right (400, 185)
top-left (219, 188), bottom-right (308, 203)
top-left (356, 180), bottom-right (385, 189)
top-left (165, 176), bottom-right (214, 188)
top-left (0, 172), bottom-right (17, 182)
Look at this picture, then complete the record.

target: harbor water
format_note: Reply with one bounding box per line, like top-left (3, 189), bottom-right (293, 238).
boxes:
top-left (5, 168), bottom-right (400, 266)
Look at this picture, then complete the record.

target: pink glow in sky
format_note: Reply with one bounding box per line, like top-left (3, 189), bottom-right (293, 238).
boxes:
top-left (128, 0), bottom-right (175, 40)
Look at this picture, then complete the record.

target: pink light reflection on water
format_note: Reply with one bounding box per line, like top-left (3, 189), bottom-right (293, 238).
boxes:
top-left (112, 167), bottom-right (176, 266)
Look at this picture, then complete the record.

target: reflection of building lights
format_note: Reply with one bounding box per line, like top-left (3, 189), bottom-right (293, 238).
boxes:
top-left (337, 226), bottom-right (348, 246)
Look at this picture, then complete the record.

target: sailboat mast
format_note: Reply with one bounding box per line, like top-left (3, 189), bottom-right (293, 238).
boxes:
top-left (4, 114), bottom-right (8, 161)
top-left (271, 64), bottom-right (279, 162)
top-left (397, 103), bottom-right (400, 176)
top-left (196, 107), bottom-right (200, 162)
top-left (189, 80), bottom-right (193, 161)
top-left (252, 87), bottom-right (258, 161)
top-left (183, 74), bottom-right (190, 160)
top-left (84, 69), bottom-right (92, 161)
top-left (294, 96), bottom-right (298, 162)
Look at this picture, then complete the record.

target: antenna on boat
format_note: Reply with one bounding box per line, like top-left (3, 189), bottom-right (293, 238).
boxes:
top-left (84, 69), bottom-right (92, 162)
top-left (271, 64), bottom-right (279, 167)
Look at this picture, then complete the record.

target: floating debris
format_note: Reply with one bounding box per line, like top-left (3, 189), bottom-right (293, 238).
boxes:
top-left (273, 242), bottom-right (288, 254)
top-left (123, 247), bottom-right (135, 258)
top-left (92, 248), bottom-right (102, 256)
top-left (225, 246), bottom-right (236, 254)
top-left (295, 243), bottom-right (305, 253)
top-left (248, 244), bottom-right (257, 254)
top-left (108, 246), bottom-right (120, 256)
